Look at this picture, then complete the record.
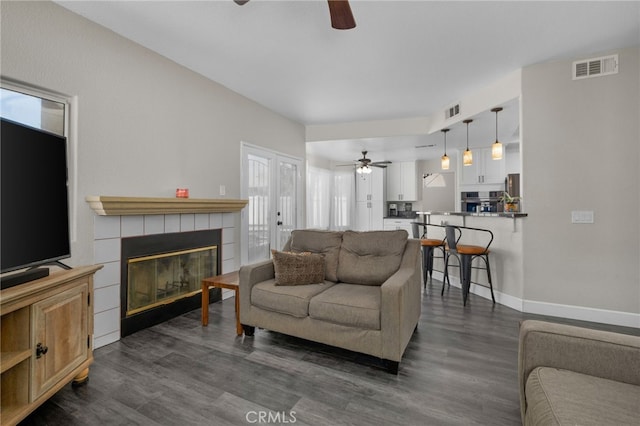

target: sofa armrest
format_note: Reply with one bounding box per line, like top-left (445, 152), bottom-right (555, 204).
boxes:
top-left (239, 259), bottom-right (275, 323)
top-left (518, 319), bottom-right (640, 423)
top-left (380, 239), bottom-right (421, 361)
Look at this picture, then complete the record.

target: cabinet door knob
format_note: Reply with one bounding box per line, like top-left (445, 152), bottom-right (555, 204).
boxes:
top-left (36, 342), bottom-right (48, 358)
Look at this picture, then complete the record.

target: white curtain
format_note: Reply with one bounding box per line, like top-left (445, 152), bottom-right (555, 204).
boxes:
top-left (306, 166), bottom-right (331, 229)
top-left (306, 167), bottom-right (355, 231)
top-left (330, 170), bottom-right (355, 230)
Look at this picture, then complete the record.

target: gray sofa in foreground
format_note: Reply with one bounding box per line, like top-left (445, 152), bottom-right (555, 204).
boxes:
top-left (239, 229), bottom-right (421, 373)
top-left (518, 320), bottom-right (640, 425)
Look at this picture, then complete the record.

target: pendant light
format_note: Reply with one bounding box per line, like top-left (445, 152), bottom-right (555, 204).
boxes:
top-left (441, 128), bottom-right (450, 170)
top-left (463, 119), bottom-right (473, 166)
top-left (491, 107), bottom-right (503, 160)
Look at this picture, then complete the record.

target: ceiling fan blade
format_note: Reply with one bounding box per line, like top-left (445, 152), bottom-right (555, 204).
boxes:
top-left (327, 0), bottom-right (356, 30)
top-left (370, 161), bottom-right (392, 165)
top-left (371, 164), bottom-right (388, 168)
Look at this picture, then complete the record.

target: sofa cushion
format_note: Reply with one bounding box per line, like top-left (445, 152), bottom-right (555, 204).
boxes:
top-left (525, 367), bottom-right (640, 425)
top-left (290, 229), bottom-right (343, 282)
top-left (308, 283), bottom-right (380, 330)
top-left (251, 279), bottom-right (334, 318)
top-left (271, 249), bottom-right (325, 286)
top-left (336, 230), bottom-right (407, 285)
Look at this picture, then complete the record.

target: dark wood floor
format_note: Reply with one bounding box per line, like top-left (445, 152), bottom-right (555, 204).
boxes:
top-left (21, 280), bottom-right (639, 426)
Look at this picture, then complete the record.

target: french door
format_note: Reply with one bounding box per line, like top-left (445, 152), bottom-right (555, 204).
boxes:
top-left (241, 143), bottom-right (302, 265)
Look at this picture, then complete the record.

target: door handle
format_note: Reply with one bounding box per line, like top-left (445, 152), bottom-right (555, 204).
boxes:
top-left (277, 221), bottom-right (283, 226)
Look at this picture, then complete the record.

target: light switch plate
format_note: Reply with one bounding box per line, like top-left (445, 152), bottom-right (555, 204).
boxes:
top-left (219, 185), bottom-right (226, 196)
top-left (571, 210), bottom-right (594, 224)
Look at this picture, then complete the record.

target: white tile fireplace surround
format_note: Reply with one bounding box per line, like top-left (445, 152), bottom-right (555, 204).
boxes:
top-left (91, 212), bottom-right (237, 349)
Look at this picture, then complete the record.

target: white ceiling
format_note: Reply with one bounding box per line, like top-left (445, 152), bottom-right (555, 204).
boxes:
top-left (55, 1), bottom-right (639, 162)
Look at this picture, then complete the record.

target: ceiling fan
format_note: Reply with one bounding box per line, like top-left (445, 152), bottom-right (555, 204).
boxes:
top-left (338, 151), bottom-right (392, 173)
top-left (233, 0), bottom-right (356, 30)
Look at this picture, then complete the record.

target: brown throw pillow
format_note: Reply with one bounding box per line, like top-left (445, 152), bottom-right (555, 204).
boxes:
top-left (271, 249), bottom-right (325, 286)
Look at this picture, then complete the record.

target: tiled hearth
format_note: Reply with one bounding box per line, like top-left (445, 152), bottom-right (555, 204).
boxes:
top-left (91, 212), bottom-right (237, 348)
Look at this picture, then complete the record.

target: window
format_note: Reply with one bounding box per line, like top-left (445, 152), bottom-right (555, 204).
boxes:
top-left (306, 166), bottom-right (331, 229)
top-left (1, 83), bottom-right (76, 241)
top-left (306, 166), bottom-right (355, 231)
top-left (331, 170), bottom-right (355, 230)
top-left (0, 88), bottom-right (65, 136)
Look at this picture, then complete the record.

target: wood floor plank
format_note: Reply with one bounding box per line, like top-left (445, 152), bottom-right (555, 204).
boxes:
top-left (20, 281), bottom-right (639, 425)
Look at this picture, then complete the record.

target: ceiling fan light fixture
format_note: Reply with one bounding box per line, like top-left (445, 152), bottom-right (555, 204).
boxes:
top-left (491, 107), bottom-right (503, 160)
top-left (463, 119), bottom-right (473, 166)
top-left (440, 128), bottom-right (450, 170)
top-left (357, 164), bottom-right (372, 174)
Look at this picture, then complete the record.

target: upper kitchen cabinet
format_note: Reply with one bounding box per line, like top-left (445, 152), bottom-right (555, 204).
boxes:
top-left (387, 161), bottom-right (418, 201)
top-left (356, 166), bottom-right (385, 202)
top-left (461, 148), bottom-right (505, 186)
top-left (355, 167), bottom-right (385, 231)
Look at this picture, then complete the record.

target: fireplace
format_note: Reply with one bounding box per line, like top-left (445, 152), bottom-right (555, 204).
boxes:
top-left (120, 229), bottom-right (222, 336)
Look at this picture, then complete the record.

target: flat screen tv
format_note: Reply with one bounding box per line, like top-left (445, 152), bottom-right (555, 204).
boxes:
top-left (1, 117), bottom-right (71, 289)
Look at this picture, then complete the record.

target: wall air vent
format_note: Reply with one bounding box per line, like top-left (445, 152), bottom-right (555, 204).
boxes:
top-left (572, 54), bottom-right (618, 80)
top-left (445, 103), bottom-right (461, 120)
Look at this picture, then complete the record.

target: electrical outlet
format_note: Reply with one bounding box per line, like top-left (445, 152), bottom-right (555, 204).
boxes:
top-left (571, 210), bottom-right (594, 224)
top-left (219, 185), bottom-right (226, 196)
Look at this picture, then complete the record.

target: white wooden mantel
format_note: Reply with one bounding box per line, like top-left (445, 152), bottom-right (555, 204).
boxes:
top-left (86, 196), bottom-right (248, 216)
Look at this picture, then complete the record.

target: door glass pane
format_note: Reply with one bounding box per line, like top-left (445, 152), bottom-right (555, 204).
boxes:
top-left (278, 161), bottom-right (297, 249)
top-left (247, 154), bottom-right (271, 263)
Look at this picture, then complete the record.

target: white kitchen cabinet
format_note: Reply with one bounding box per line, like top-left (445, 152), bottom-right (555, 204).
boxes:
top-left (386, 161), bottom-right (418, 201)
top-left (356, 200), bottom-right (384, 231)
top-left (383, 218), bottom-right (415, 236)
top-left (356, 166), bottom-right (384, 202)
top-left (355, 167), bottom-right (385, 231)
top-left (461, 148), bottom-right (505, 185)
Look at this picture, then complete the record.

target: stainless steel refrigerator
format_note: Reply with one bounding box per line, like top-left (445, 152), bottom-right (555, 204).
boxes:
top-left (506, 173), bottom-right (520, 197)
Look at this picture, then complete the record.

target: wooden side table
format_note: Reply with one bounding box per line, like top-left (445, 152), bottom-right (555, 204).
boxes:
top-left (201, 271), bottom-right (242, 335)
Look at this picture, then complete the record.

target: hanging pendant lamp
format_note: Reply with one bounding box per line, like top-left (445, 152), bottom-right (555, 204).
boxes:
top-left (463, 119), bottom-right (473, 166)
top-left (441, 128), bottom-right (450, 170)
top-left (491, 107), bottom-right (503, 160)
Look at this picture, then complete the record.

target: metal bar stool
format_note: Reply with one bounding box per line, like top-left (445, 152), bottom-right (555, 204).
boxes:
top-left (443, 225), bottom-right (494, 306)
top-left (412, 222), bottom-right (446, 289)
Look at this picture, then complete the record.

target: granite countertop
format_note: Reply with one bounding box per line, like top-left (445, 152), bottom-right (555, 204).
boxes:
top-left (415, 211), bottom-right (528, 218)
top-left (384, 212), bottom-right (418, 219)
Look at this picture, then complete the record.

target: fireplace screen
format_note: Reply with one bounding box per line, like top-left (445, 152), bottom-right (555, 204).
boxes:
top-left (126, 246), bottom-right (217, 316)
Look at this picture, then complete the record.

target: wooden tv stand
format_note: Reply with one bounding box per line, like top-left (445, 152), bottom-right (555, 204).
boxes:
top-left (0, 265), bottom-right (102, 426)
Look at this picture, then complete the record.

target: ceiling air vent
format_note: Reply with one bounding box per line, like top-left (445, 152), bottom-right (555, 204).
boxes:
top-left (572, 54), bottom-right (618, 80)
top-left (445, 103), bottom-right (461, 120)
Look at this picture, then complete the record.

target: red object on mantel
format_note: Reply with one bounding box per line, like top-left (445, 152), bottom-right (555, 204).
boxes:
top-left (176, 188), bottom-right (189, 198)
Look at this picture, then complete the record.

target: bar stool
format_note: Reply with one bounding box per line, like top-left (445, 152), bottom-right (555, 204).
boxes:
top-left (412, 222), bottom-right (446, 288)
top-left (443, 225), bottom-right (494, 306)
top-left (420, 236), bottom-right (446, 289)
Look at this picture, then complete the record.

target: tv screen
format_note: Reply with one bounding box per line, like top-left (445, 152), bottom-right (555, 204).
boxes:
top-left (1, 117), bottom-right (71, 276)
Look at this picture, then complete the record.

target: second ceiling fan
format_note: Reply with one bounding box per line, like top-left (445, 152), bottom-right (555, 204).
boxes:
top-left (233, 0), bottom-right (356, 30)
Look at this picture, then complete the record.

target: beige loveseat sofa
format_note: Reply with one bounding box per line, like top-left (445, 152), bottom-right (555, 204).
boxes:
top-left (518, 320), bottom-right (640, 425)
top-left (239, 229), bottom-right (421, 373)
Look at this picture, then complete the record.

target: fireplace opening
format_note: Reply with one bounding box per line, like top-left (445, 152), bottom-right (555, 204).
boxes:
top-left (121, 229), bottom-right (222, 337)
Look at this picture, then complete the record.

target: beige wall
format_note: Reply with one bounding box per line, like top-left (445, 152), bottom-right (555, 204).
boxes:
top-left (521, 46), bottom-right (640, 318)
top-left (1, 1), bottom-right (305, 268)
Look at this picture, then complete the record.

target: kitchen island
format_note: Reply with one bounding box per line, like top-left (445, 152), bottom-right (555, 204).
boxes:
top-left (413, 211), bottom-right (527, 309)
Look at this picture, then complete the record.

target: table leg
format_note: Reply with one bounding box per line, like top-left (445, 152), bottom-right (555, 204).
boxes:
top-left (234, 287), bottom-right (242, 336)
top-left (201, 282), bottom-right (209, 326)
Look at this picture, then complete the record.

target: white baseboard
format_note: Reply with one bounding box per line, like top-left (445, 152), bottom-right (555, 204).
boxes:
top-left (523, 300), bottom-right (640, 329)
top-left (426, 271), bottom-right (639, 329)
